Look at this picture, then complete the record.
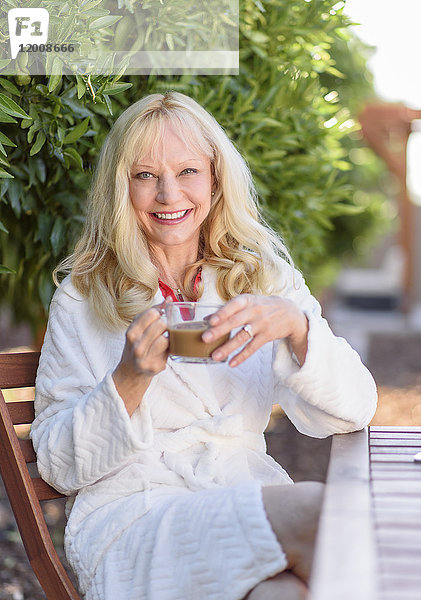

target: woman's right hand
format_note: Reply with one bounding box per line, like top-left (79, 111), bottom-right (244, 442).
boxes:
top-left (112, 301), bottom-right (169, 415)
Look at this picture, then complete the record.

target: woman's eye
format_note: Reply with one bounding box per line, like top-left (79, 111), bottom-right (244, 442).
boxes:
top-left (181, 168), bottom-right (198, 175)
top-left (135, 172), bottom-right (154, 180)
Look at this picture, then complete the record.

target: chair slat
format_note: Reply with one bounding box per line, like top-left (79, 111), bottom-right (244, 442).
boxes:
top-left (19, 438), bottom-right (37, 463)
top-left (32, 477), bottom-right (65, 501)
top-left (0, 352), bottom-right (40, 388)
top-left (8, 400), bottom-right (35, 424)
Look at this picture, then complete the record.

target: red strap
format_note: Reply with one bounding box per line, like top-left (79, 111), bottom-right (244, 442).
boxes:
top-left (158, 268), bottom-right (202, 302)
top-left (158, 280), bottom-right (180, 302)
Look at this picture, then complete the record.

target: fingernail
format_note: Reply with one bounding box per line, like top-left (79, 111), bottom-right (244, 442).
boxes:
top-left (209, 315), bottom-right (219, 325)
top-left (202, 331), bottom-right (212, 342)
top-left (213, 351), bottom-right (223, 360)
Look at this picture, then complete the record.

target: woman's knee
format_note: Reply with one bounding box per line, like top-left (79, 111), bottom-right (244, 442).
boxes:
top-left (262, 481), bottom-right (324, 534)
top-left (293, 481), bottom-right (324, 528)
top-left (244, 571), bottom-right (308, 600)
top-left (261, 481), bottom-right (324, 580)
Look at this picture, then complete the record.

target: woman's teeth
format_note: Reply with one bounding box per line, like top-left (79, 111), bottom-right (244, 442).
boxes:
top-left (154, 210), bottom-right (189, 220)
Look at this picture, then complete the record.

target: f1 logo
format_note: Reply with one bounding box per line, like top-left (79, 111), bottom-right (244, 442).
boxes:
top-left (8, 8), bottom-right (49, 59)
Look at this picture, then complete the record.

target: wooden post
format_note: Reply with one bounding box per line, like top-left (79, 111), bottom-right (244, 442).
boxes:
top-left (359, 103), bottom-right (421, 312)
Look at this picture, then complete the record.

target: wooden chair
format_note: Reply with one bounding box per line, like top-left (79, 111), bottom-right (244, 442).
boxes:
top-left (0, 351), bottom-right (81, 600)
top-left (1, 351), bottom-right (379, 600)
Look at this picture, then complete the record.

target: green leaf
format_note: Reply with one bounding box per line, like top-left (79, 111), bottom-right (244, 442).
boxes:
top-left (30, 130), bottom-right (47, 156)
top-left (0, 78), bottom-right (20, 96)
top-left (102, 82), bottom-right (133, 95)
top-left (62, 117), bottom-right (90, 144)
top-left (0, 109), bottom-right (17, 123)
top-left (54, 192), bottom-right (79, 212)
top-left (20, 117), bottom-right (32, 129)
top-left (35, 84), bottom-right (49, 95)
top-left (6, 179), bottom-right (22, 218)
top-left (38, 270), bottom-right (54, 311)
top-left (35, 158), bottom-right (46, 184)
top-left (0, 220), bottom-right (8, 233)
top-left (220, 13), bottom-right (237, 27)
top-left (166, 33), bottom-right (174, 51)
top-left (48, 74), bottom-right (62, 94)
top-left (0, 94), bottom-right (31, 119)
top-left (0, 265), bottom-right (15, 274)
top-left (0, 132), bottom-right (16, 147)
top-left (0, 178), bottom-right (10, 198)
top-left (27, 122), bottom-right (42, 144)
top-left (103, 94), bottom-right (113, 116)
top-left (90, 15), bottom-right (122, 29)
top-left (80, 0), bottom-right (104, 10)
top-left (76, 75), bottom-right (86, 100)
top-left (333, 159), bottom-right (352, 171)
top-left (48, 58), bottom-right (63, 93)
top-left (37, 212), bottom-right (53, 249)
top-left (0, 168), bottom-right (13, 179)
top-left (325, 66), bottom-right (345, 79)
top-left (63, 147), bottom-right (83, 169)
top-left (21, 191), bottom-right (36, 212)
top-left (82, 8), bottom-right (110, 17)
top-left (244, 31), bottom-right (270, 44)
top-left (50, 217), bottom-right (66, 256)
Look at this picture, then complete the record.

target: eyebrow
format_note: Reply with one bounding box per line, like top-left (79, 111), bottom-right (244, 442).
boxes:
top-left (132, 158), bottom-right (205, 169)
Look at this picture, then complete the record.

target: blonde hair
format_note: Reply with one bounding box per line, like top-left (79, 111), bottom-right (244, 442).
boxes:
top-left (55, 92), bottom-right (293, 329)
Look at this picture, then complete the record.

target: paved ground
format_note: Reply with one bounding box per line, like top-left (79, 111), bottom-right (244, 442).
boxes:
top-left (324, 299), bottom-right (421, 363)
top-left (325, 299), bottom-right (421, 427)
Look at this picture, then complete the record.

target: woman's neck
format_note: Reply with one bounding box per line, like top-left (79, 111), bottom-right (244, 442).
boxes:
top-left (149, 244), bottom-right (198, 289)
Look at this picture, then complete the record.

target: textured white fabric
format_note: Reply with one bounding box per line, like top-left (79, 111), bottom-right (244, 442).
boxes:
top-left (31, 261), bottom-right (377, 600)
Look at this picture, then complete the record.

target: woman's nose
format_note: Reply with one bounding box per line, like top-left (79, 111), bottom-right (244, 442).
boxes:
top-left (156, 176), bottom-right (182, 204)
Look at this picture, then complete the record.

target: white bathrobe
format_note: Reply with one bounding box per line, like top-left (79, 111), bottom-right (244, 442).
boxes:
top-left (31, 262), bottom-right (377, 600)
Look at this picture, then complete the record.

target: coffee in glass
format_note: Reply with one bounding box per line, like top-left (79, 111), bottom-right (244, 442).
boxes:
top-left (165, 302), bottom-right (229, 364)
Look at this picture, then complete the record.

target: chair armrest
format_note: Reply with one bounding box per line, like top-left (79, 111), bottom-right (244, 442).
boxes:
top-left (309, 428), bottom-right (379, 600)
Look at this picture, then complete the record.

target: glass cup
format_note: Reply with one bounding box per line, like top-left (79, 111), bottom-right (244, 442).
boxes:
top-left (165, 302), bottom-right (229, 364)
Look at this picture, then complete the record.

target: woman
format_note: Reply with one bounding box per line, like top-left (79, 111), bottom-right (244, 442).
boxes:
top-left (31, 92), bottom-right (377, 600)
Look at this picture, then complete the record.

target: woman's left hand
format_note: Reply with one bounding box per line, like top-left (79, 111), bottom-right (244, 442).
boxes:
top-left (201, 294), bottom-right (309, 368)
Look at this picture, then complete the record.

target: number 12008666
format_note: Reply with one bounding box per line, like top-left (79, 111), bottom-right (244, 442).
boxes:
top-left (18, 43), bottom-right (75, 52)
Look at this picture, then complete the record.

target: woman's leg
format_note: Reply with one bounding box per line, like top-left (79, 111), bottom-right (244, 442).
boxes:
top-left (244, 571), bottom-right (308, 600)
top-left (243, 481), bottom-right (323, 600)
top-left (262, 481), bottom-right (324, 583)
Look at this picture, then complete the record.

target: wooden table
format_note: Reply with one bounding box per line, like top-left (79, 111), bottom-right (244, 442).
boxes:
top-left (370, 426), bottom-right (421, 600)
top-left (310, 426), bottom-right (421, 600)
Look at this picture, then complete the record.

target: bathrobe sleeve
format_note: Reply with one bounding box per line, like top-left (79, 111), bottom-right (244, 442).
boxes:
top-left (271, 267), bottom-right (377, 438)
top-left (31, 284), bottom-right (155, 495)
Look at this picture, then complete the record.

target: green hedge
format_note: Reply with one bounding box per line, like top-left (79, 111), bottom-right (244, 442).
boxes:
top-left (0, 0), bottom-right (388, 332)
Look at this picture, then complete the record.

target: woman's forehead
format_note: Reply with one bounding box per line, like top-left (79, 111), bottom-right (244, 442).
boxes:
top-left (131, 118), bottom-right (213, 166)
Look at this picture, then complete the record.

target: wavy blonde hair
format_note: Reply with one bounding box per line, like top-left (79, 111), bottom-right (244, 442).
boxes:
top-left (55, 91), bottom-right (293, 329)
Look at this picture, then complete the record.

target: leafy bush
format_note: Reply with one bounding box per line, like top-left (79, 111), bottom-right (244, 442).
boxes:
top-left (0, 0), bottom-right (386, 333)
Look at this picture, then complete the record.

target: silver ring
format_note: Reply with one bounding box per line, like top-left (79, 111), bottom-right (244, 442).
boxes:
top-left (243, 323), bottom-right (253, 339)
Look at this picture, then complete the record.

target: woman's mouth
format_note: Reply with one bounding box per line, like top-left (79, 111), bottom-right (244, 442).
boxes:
top-left (150, 209), bottom-right (192, 224)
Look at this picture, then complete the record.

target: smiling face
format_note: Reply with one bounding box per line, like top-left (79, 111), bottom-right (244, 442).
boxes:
top-left (129, 121), bottom-right (213, 260)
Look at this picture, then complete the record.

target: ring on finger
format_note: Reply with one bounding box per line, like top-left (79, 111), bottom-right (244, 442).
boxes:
top-left (242, 323), bottom-right (253, 339)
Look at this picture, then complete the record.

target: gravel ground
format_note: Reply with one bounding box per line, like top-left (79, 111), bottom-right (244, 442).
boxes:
top-left (1, 331), bottom-right (420, 599)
